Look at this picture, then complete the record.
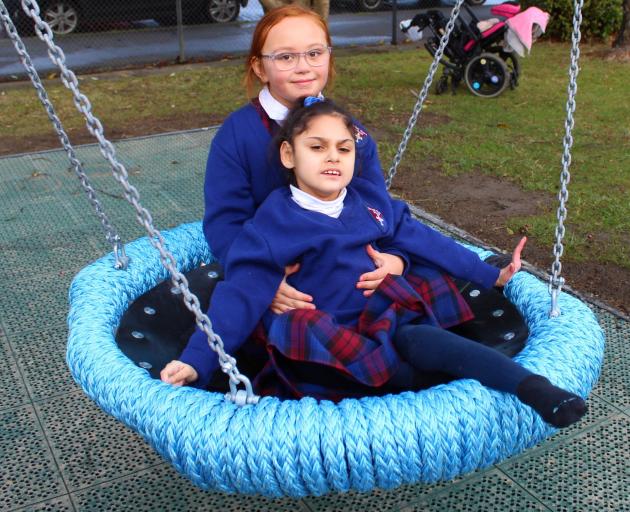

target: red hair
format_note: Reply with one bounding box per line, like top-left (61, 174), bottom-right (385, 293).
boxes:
top-left (244, 5), bottom-right (335, 98)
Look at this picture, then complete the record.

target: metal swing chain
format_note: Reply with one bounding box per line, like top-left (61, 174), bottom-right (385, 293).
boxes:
top-left (549, 0), bottom-right (583, 318)
top-left (385, 0), bottom-right (465, 189)
top-left (0, 1), bottom-right (128, 269)
top-left (17, 0), bottom-right (258, 405)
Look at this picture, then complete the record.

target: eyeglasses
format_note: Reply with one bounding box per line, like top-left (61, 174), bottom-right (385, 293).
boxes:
top-left (261, 46), bottom-right (332, 71)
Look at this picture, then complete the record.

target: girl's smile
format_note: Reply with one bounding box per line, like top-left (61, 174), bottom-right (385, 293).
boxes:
top-left (253, 16), bottom-right (330, 108)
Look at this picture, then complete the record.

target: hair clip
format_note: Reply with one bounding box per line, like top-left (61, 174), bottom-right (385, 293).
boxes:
top-left (303, 96), bottom-right (324, 107)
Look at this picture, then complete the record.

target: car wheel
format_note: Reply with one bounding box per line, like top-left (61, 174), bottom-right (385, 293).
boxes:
top-left (359, 0), bottom-right (382, 11)
top-left (205, 0), bottom-right (239, 23)
top-left (42, 1), bottom-right (79, 35)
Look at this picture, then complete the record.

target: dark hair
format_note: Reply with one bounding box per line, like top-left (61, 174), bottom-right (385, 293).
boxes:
top-left (277, 98), bottom-right (354, 148)
top-left (275, 99), bottom-right (355, 185)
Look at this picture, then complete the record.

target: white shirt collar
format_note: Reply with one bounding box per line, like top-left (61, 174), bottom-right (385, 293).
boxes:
top-left (258, 86), bottom-right (289, 123)
top-left (258, 86), bottom-right (325, 124)
top-left (290, 185), bottom-right (347, 219)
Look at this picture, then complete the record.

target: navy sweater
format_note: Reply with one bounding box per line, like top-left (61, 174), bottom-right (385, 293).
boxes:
top-left (181, 178), bottom-right (500, 388)
top-left (202, 102), bottom-right (407, 266)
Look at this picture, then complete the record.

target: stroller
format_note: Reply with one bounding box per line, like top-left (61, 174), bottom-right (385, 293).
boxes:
top-left (401, 2), bottom-right (545, 98)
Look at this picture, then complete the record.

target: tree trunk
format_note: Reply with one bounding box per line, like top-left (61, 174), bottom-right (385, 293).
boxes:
top-left (614, 0), bottom-right (630, 47)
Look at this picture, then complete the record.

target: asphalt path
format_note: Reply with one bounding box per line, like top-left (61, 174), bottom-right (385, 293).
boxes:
top-left (0, 1), bottom-right (495, 79)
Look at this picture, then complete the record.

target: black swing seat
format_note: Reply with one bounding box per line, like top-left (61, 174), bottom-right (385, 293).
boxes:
top-left (116, 262), bottom-right (529, 391)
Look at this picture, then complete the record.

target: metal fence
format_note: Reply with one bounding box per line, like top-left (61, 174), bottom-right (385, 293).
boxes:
top-left (0, 0), bottom-right (426, 80)
top-left (0, 1), bottom-right (498, 80)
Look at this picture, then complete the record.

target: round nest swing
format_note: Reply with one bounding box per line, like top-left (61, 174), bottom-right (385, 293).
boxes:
top-left (4, 0), bottom-right (605, 498)
top-left (67, 221), bottom-right (605, 497)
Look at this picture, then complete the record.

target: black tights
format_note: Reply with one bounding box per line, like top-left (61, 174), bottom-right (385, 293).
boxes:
top-left (388, 324), bottom-right (587, 428)
top-left (389, 324), bottom-right (531, 393)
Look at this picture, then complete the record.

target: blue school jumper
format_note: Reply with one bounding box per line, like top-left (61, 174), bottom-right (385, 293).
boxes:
top-left (202, 100), bottom-right (407, 266)
top-left (181, 178), bottom-right (499, 392)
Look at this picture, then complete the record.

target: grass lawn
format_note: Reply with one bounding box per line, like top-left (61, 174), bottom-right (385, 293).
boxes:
top-left (1, 41), bottom-right (629, 274)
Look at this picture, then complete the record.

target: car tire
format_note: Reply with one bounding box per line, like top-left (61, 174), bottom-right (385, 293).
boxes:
top-left (41, 0), bottom-right (80, 35)
top-left (205, 0), bottom-right (239, 23)
top-left (358, 0), bottom-right (383, 11)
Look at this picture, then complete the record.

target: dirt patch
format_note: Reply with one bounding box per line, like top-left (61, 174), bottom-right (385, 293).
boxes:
top-left (2, 111), bottom-right (627, 317)
top-left (391, 161), bottom-right (629, 317)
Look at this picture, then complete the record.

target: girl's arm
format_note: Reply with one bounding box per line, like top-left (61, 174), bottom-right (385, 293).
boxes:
top-left (353, 122), bottom-right (410, 277)
top-left (383, 198), bottom-right (500, 289)
top-left (172, 224), bottom-right (285, 389)
top-left (202, 118), bottom-right (257, 264)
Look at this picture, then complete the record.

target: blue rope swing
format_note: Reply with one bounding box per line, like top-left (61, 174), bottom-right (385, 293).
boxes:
top-left (67, 221), bottom-right (605, 497)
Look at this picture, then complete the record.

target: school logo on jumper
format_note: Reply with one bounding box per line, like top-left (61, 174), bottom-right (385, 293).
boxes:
top-left (353, 125), bottom-right (368, 143)
top-left (367, 207), bottom-right (386, 228)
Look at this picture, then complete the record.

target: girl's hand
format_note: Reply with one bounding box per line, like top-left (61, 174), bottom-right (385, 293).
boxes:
top-left (160, 360), bottom-right (198, 386)
top-left (270, 263), bottom-right (316, 314)
top-left (357, 245), bottom-right (405, 297)
top-left (495, 237), bottom-right (527, 287)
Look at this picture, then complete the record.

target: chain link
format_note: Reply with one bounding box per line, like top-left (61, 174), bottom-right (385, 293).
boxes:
top-left (549, 0), bottom-right (583, 318)
top-left (13, 0), bottom-right (258, 404)
top-left (385, 0), bottom-right (465, 189)
top-left (0, 1), bottom-right (128, 269)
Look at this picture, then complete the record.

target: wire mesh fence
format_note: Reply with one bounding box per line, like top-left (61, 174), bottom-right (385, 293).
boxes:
top-left (0, 0), bottom-right (497, 80)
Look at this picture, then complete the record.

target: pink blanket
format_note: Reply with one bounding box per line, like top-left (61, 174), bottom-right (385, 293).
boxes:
top-left (506, 7), bottom-right (550, 56)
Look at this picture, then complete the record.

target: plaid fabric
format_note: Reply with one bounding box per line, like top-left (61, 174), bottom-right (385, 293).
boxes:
top-left (253, 268), bottom-right (473, 401)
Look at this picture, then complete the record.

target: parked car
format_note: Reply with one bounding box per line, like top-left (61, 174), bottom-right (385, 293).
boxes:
top-left (4, 0), bottom-right (247, 36)
top-left (334, 0), bottom-right (484, 14)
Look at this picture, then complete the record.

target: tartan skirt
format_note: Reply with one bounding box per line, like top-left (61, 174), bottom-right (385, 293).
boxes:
top-left (253, 268), bottom-right (474, 401)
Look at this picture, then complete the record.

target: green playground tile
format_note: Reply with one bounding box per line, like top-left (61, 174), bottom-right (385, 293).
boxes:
top-left (0, 197), bottom-right (81, 245)
top-left (12, 495), bottom-right (74, 512)
top-left (304, 477), bottom-right (463, 512)
top-left (72, 463), bottom-right (309, 512)
top-left (9, 325), bottom-right (78, 403)
top-left (541, 393), bottom-right (621, 446)
top-left (0, 272), bottom-right (70, 335)
top-left (591, 311), bottom-right (629, 410)
top-left (498, 414), bottom-right (629, 511)
top-left (0, 335), bottom-right (31, 411)
top-left (157, 176), bottom-right (205, 213)
top-left (181, 126), bottom-right (218, 145)
top-left (33, 391), bottom-right (162, 492)
top-left (0, 171), bottom-right (64, 204)
top-left (0, 229), bottom-right (102, 284)
top-left (0, 405), bottom-right (67, 510)
top-left (400, 469), bottom-right (549, 512)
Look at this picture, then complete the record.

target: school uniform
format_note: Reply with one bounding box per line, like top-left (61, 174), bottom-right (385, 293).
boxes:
top-left (181, 178), bottom-right (500, 395)
top-left (202, 92), bottom-right (407, 267)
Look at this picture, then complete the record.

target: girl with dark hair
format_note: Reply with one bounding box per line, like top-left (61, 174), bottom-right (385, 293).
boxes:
top-left (162, 99), bottom-right (587, 429)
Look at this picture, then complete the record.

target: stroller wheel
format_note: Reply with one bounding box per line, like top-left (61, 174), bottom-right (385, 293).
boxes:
top-left (487, 46), bottom-right (520, 89)
top-left (464, 53), bottom-right (509, 98)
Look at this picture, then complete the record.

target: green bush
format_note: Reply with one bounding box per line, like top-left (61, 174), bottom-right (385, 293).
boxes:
top-left (521, 0), bottom-right (623, 41)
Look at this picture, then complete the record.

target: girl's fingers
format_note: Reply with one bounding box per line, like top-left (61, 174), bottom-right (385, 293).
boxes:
top-left (284, 262), bottom-right (301, 276)
top-left (359, 266), bottom-right (387, 283)
top-left (365, 244), bottom-right (384, 267)
top-left (513, 237), bottom-right (527, 265)
top-left (279, 279), bottom-right (313, 303)
top-left (357, 278), bottom-right (383, 290)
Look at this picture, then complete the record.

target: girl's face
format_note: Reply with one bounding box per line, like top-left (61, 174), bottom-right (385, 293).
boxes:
top-left (280, 114), bottom-right (355, 201)
top-left (254, 16), bottom-right (330, 108)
